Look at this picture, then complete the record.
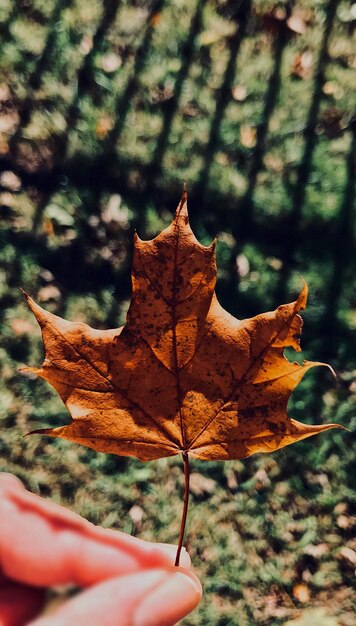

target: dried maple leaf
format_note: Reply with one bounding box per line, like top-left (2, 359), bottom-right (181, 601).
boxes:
top-left (23, 191), bottom-right (341, 460)
top-left (22, 190), bottom-right (344, 562)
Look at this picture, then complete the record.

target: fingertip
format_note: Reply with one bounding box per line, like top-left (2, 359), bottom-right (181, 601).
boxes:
top-left (172, 566), bottom-right (202, 597)
top-left (132, 567), bottom-right (202, 626)
top-left (0, 473), bottom-right (25, 491)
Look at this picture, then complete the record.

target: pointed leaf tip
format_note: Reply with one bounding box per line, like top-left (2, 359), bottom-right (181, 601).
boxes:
top-left (18, 366), bottom-right (42, 377)
top-left (22, 293), bottom-right (49, 327)
top-left (296, 281), bottom-right (308, 310)
top-left (209, 236), bottom-right (217, 251)
top-left (20, 288), bottom-right (30, 302)
top-left (175, 186), bottom-right (188, 223)
top-left (324, 362), bottom-right (337, 379)
top-left (337, 424), bottom-right (350, 432)
top-left (26, 427), bottom-right (56, 437)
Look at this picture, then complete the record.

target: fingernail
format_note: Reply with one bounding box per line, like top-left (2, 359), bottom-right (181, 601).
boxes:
top-left (133, 569), bottom-right (202, 626)
top-left (153, 544), bottom-right (191, 567)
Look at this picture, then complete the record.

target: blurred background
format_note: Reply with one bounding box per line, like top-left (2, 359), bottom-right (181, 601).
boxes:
top-left (0, 0), bottom-right (355, 624)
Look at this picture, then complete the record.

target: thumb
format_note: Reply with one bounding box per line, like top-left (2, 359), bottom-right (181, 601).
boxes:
top-left (29, 567), bottom-right (202, 626)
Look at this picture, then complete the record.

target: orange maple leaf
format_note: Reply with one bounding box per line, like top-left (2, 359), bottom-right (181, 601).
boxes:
top-left (23, 191), bottom-right (343, 463)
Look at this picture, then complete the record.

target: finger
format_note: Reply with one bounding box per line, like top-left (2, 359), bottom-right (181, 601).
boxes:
top-left (0, 474), bottom-right (190, 589)
top-left (0, 580), bottom-right (46, 626)
top-left (28, 567), bottom-right (202, 626)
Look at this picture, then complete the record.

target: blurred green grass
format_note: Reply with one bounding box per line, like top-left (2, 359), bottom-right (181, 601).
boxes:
top-left (0, 0), bottom-right (355, 624)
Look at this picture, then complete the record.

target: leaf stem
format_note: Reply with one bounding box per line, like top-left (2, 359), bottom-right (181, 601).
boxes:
top-left (175, 451), bottom-right (190, 566)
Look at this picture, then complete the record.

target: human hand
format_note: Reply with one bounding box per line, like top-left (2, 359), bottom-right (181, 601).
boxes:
top-left (0, 473), bottom-right (201, 625)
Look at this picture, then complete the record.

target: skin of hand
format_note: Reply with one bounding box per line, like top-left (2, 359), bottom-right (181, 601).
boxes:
top-left (0, 473), bottom-right (202, 626)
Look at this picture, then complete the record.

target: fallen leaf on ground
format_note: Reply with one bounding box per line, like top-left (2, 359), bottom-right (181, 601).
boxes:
top-left (338, 547), bottom-right (356, 565)
top-left (293, 583), bottom-right (310, 603)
